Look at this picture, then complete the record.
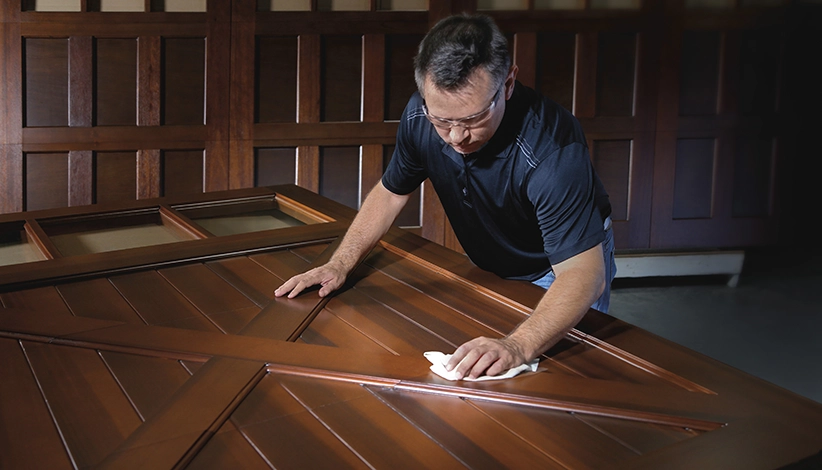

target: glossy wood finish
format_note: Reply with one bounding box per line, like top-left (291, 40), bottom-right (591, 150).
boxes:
top-left (1, 186), bottom-right (820, 468)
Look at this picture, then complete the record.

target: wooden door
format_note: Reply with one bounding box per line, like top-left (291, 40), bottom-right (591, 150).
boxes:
top-left (4, 0), bottom-right (800, 255)
top-left (1, 185), bottom-right (821, 468)
top-left (1, 0), bottom-right (232, 215)
top-left (650, 8), bottom-right (784, 248)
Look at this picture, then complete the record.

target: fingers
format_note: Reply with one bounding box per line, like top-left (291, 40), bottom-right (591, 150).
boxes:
top-left (445, 338), bottom-right (512, 380)
top-left (273, 276), bottom-right (302, 298)
top-left (445, 342), bottom-right (469, 372)
top-left (463, 351), bottom-right (500, 380)
top-left (274, 277), bottom-right (305, 298)
top-left (274, 266), bottom-right (343, 299)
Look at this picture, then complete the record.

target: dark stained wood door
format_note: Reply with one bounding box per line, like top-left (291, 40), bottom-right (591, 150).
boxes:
top-left (4, 0), bottom-right (808, 254)
top-left (1, 185), bottom-right (821, 468)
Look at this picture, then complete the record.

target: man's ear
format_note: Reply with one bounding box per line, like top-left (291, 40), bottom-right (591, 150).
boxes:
top-left (505, 65), bottom-right (519, 99)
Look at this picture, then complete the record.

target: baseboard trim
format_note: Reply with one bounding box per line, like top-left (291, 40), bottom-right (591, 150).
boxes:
top-left (614, 250), bottom-right (745, 287)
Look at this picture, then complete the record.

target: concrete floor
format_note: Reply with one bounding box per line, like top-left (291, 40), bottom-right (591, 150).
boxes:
top-left (607, 247), bottom-right (822, 405)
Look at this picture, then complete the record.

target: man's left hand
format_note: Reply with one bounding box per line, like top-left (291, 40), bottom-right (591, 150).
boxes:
top-left (445, 336), bottom-right (528, 380)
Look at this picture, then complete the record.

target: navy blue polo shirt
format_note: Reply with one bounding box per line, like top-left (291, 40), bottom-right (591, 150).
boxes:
top-left (382, 81), bottom-right (611, 281)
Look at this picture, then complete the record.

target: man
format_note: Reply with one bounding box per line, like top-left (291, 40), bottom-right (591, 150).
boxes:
top-left (275, 14), bottom-right (616, 380)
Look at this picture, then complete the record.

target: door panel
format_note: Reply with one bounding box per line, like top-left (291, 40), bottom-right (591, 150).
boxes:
top-left (0, 111), bottom-right (818, 470)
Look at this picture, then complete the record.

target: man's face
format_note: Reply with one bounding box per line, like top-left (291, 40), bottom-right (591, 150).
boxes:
top-left (422, 68), bottom-right (511, 156)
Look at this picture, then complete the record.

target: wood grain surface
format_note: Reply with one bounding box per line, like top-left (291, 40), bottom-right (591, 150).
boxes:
top-left (0, 186), bottom-right (820, 469)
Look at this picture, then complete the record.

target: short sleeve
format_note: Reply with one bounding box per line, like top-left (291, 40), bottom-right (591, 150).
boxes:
top-left (527, 142), bottom-right (605, 265)
top-left (382, 96), bottom-right (429, 195)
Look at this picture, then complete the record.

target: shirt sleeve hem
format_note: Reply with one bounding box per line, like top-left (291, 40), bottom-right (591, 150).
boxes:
top-left (380, 175), bottom-right (417, 196)
top-left (547, 231), bottom-right (606, 266)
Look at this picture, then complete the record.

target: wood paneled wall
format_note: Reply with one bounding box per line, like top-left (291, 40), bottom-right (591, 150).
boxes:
top-left (0, 0), bottom-right (808, 251)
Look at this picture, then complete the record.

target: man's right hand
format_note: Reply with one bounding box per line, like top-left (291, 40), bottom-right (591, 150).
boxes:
top-left (274, 181), bottom-right (410, 300)
top-left (274, 260), bottom-right (348, 299)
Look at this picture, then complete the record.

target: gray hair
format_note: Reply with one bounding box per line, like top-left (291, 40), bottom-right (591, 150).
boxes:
top-left (414, 14), bottom-right (511, 96)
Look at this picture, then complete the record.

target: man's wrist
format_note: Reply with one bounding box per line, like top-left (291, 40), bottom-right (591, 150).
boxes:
top-left (328, 254), bottom-right (359, 277)
top-left (501, 334), bottom-right (533, 363)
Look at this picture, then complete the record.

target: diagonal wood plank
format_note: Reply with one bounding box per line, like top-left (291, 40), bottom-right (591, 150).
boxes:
top-left (23, 341), bottom-right (143, 468)
top-left (363, 247), bottom-right (525, 334)
top-left (0, 286), bottom-right (73, 315)
top-left (378, 226), bottom-right (544, 310)
top-left (0, 338), bottom-right (73, 469)
top-left (239, 408), bottom-right (372, 469)
top-left (236, 294), bottom-right (326, 340)
top-left (159, 263), bottom-right (261, 334)
top-left (98, 357), bottom-right (267, 470)
top-left (206, 256), bottom-right (284, 307)
top-left (186, 421), bottom-right (272, 469)
top-left (110, 270), bottom-right (221, 332)
top-left (57, 278), bottom-right (144, 324)
top-left (373, 386), bottom-right (567, 469)
top-left (325, 267), bottom-right (498, 353)
top-left (280, 375), bottom-right (468, 470)
top-left (465, 397), bottom-right (648, 467)
top-left (100, 350), bottom-right (194, 422)
top-left (299, 309), bottom-right (394, 353)
top-left (159, 264), bottom-right (258, 315)
top-left (237, 239), bottom-right (338, 340)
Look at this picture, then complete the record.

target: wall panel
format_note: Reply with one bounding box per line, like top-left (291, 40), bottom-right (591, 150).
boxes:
top-left (96, 151), bottom-right (138, 205)
top-left (536, 32), bottom-right (576, 114)
top-left (26, 153), bottom-right (69, 211)
top-left (732, 136), bottom-right (773, 218)
top-left (24, 38), bottom-right (68, 127)
top-left (163, 149), bottom-right (204, 197)
top-left (256, 147), bottom-right (297, 186)
top-left (319, 146), bottom-right (360, 209)
top-left (256, 36), bottom-right (298, 123)
top-left (163, 37), bottom-right (205, 125)
top-left (737, 30), bottom-right (781, 116)
top-left (95, 38), bottom-right (137, 126)
top-left (595, 32), bottom-right (636, 117)
top-left (320, 35), bottom-right (362, 122)
top-left (673, 139), bottom-right (715, 220)
top-left (679, 31), bottom-right (720, 117)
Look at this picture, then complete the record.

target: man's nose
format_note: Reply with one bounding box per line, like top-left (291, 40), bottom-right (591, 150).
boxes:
top-left (448, 125), bottom-right (469, 144)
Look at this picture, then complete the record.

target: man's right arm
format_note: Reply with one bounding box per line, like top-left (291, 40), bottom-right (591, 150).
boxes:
top-left (274, 181), bottom-right (410, 298)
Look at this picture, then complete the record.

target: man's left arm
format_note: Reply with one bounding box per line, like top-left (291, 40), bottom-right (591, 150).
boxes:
top-left (445, 243), bottom-right (606, 380)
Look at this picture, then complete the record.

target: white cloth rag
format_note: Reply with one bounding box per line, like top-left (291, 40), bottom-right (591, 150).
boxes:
top-left (424, 351), bottom-right (538, 382)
